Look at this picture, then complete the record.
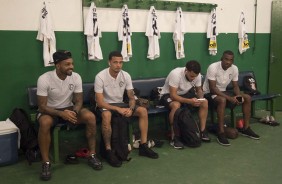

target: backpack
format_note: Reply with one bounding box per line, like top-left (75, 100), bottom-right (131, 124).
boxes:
top-left (243, 75), bottom-right (260, 96)
top-left (100, 112), bottom-right (130, 161)
top-left (173, 108), bottom-right (201, 147)
top-left (9, 108), bottom-right (40, 165)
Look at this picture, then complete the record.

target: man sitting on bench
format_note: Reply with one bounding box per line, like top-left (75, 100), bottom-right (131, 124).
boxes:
top-left (203, 50), bottom-right (260, 146)
top-left (36, 50), bottom-right (102, 181)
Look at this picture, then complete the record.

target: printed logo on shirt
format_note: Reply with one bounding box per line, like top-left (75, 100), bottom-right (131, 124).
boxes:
top-left (69, 84), bottom-right (74, 91)
top-left (119, 81), bottom-right (124, 87)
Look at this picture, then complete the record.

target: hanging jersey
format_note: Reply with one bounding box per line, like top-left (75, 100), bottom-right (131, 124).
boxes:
top-left (36, 2), bottom-right (56, 67)
top-left (173, 7), bottom-right (186, 59)
top-left (118, 4), bottom-right (132, 62)
top-left (146, 6), bottom-right (161, 60)
top-left (207, 8), bottom-right (217, 56)
top-left (84, 2), bottom-right (103, 61)
top-left (238, 11), bottom-right (250, 54)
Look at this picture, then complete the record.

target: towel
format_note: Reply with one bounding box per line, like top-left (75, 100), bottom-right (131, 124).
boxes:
top-left (173, 7), bottom-right (186, 59)
top-left (238, 11), bottom-right (250, 54)
top-left (146, 6), bottom-right (161, 60)
top-left (118, 4), bottom-right (132, 62)
top-left (84, 2), bottom-right (103, 61)
top-left (0, 119), bottom-right (21, 148)
top-left (207, 8), bottom-right (217, 56)
top-left (36, 2), bottom-right (56, 67)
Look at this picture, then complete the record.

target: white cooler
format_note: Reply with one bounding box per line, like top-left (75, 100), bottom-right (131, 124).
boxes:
top-left (0, 119), bottom-right (20, 166)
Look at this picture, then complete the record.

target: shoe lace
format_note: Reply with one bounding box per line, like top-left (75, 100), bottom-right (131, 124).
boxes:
top-left (89, 154), bottom-right (100, 165)
top-left (42, 163), bottom-right (50, 173)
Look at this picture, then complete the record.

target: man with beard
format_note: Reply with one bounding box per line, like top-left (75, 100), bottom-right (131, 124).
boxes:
top-left (159, 60), bottom-right (210, 149)
top-left (36, 50), bottom-right (102, 181)
top-left (203, 50), bottom-right (260, 146)
top-left (94, 51), bottom-right (159, 167)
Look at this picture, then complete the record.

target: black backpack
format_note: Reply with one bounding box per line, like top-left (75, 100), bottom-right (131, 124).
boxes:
top-left (100, 112), bottom-right (130, 161)
top-left (243, 75), bottom-right (260, 96)
top-left (9, 108), bottom-right (40, 165)
top-left (173, 108), bottom-right (201, 147)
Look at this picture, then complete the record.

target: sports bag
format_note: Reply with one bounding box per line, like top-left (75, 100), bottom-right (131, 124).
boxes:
top-left (243, 75), bottom-right (260, 96)
top-left (9, 108), bottom-right (41, 165)
top-left (173, 108), bottom-right (201, 147)
top-left (111, 113), bottom-right (130, 161)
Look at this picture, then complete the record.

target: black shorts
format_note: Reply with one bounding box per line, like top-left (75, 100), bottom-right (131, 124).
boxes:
top-left (204, 91), bottom-right (237, 109)
top-left (160, 92), bottom-right (198, 111)
top-left (36, 106), bottom-right (74, 127)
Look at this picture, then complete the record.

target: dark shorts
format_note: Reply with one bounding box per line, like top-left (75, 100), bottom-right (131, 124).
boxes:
top-left (160, 92), bottom-right (198, 111)
top-left (204, 91), bottom-right (237, 109)
top-left (36, 106), bottom-right (74, 127)
top-left (96, 103), bottom-right (139, 118)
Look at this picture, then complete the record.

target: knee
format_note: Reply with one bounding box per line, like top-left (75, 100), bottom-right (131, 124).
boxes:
top-left (80, 108), bottom-right (96, 124)
top-left (216, 97), bottom-right (227, 106)
top-left (101, 111), bottom-right (112, 125)
top-left (170, 101), bottom-right (181, 111)
top-left (242, 94), bottom-right (251, 103)
top-left (134, 106), bottom-right (148, 119)
top-left (38, 115), bottom-right (53, 130)
top-left (200, 99), bottom-right (208, 109)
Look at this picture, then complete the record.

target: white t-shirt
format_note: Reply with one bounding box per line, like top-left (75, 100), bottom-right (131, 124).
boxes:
top-left (203, 61), bottom-right (239, 94)
top-left (37, 70), bottom-right (83, 109)
top-left (161, 67), bottom-right (202, 96)
top-left (94, 68), bottom-right (133, 103)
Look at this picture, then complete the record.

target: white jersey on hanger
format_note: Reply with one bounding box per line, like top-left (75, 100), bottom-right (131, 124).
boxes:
top-left (84, 2), bottom-right (103, 61)
top-left (207, 8), bottom-right (217, 56)
top-left (238, 11), bottom-right (250, 54)
top-left (146, 6), bottom-right (161, 60)
top-left (173, 7), bottom-right (186, 59)
top-left (118, 4), bottom-right (132, 62)
top-left (36, 2), bottom-right (56, 67)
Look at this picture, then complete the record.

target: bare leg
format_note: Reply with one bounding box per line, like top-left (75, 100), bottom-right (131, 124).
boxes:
top-left (242, 94), bottom-right (251, 129)
top-left (133, 106), bottom-right (148, 144)
top-left (214, 96), bottom-right (227, 133)
top-left (38, 115), bottom-right (53, 162)
top-left (198, 99), bottom-right (208, 132)
top-left (101, 111), bottom-right (112, 150)
top-left (168, 101), bottom-right (181, 139)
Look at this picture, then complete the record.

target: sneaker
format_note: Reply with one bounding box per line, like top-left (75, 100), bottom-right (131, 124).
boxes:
top-left (88, 154), bottom-right (103, 170)
top-left (269, 116), bottom-right (280, 126)
top-left (259, 115), bottom-right (270, 124)
top-left (139, 143), bottom-right (159, 159)
top-left (40, 162), bottom-right (51, 181)
top-left (200, 130), bottom-right (211, 142)
top-left (170, 137), bottom-right (184, 149)
top-left (106, 150), bottom-right (122, 167)
top-left (238, 127), bottom-right (260, 140)
top-left (217, 133), bottom-right (230, 146)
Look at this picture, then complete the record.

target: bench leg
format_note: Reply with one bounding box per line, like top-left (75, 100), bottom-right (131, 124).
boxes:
top-left (52, 126), bottom-right (61, 164)
top-left (270, 99), bottom-right (275, 117)
top-left (230, 109), bottom-right (236, 128)
top-left (251, 101), bottom-right (256, 118)
top-left (128, 122), bottom-right (133, 146)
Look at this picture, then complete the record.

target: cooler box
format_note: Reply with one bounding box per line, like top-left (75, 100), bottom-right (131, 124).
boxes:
top-left (0, 119), bottom-right (19, 166)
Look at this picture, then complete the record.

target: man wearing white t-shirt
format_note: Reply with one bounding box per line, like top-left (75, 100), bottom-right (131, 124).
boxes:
top-left (95, 51), bottom-right (159, 167)
top-left (203, 50), bottom-right (260, 146)
top-left (37, 50), bottom-right (102, 181)
top-left (160, 61), bottom-right (210, 149)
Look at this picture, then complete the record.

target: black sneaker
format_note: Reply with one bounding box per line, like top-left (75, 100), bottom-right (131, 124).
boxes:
top-left (170, 137), bottom-right (184, 149)
top-left (238, 127), bottom-right (260, 140)
top-left (106, 150), bottom-right (122, 167)
top-left (217, 133), bottom-right (230, 146)
top-left (139, 143), bottom-right (159, 159)
top-left (40, 162), bottom-right (51, 181)
top-left (201, 130), bottom-right (211, 142)
top-left (88, 154), bottom-right (103, 170)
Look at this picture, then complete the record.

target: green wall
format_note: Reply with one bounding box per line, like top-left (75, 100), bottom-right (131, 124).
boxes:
top-left (0, 31), bottom-right (270, 120)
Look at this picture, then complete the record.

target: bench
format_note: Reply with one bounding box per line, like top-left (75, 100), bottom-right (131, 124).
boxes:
top-left (207, 71), bottom-right (281, 127)
top-left (27, 77), bottom-right (168, 163)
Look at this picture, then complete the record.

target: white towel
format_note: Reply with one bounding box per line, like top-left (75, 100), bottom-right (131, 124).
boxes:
top-left (36, 2), bottom-right (56, 67)
top-left (84, 2), bottom-right (103, 61)
top-left (207, 8), bottom-right (217, 56)
top-left (238, 11), bottom-right (250, 54)
top-left (173, 7), bottom-right (186, 59)
top-left (0, 119), bottom-right (21, 148)
top-left (118, 4), bottom-right (132, 62)
top-left (146, 6), bottom-right (161, 60)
